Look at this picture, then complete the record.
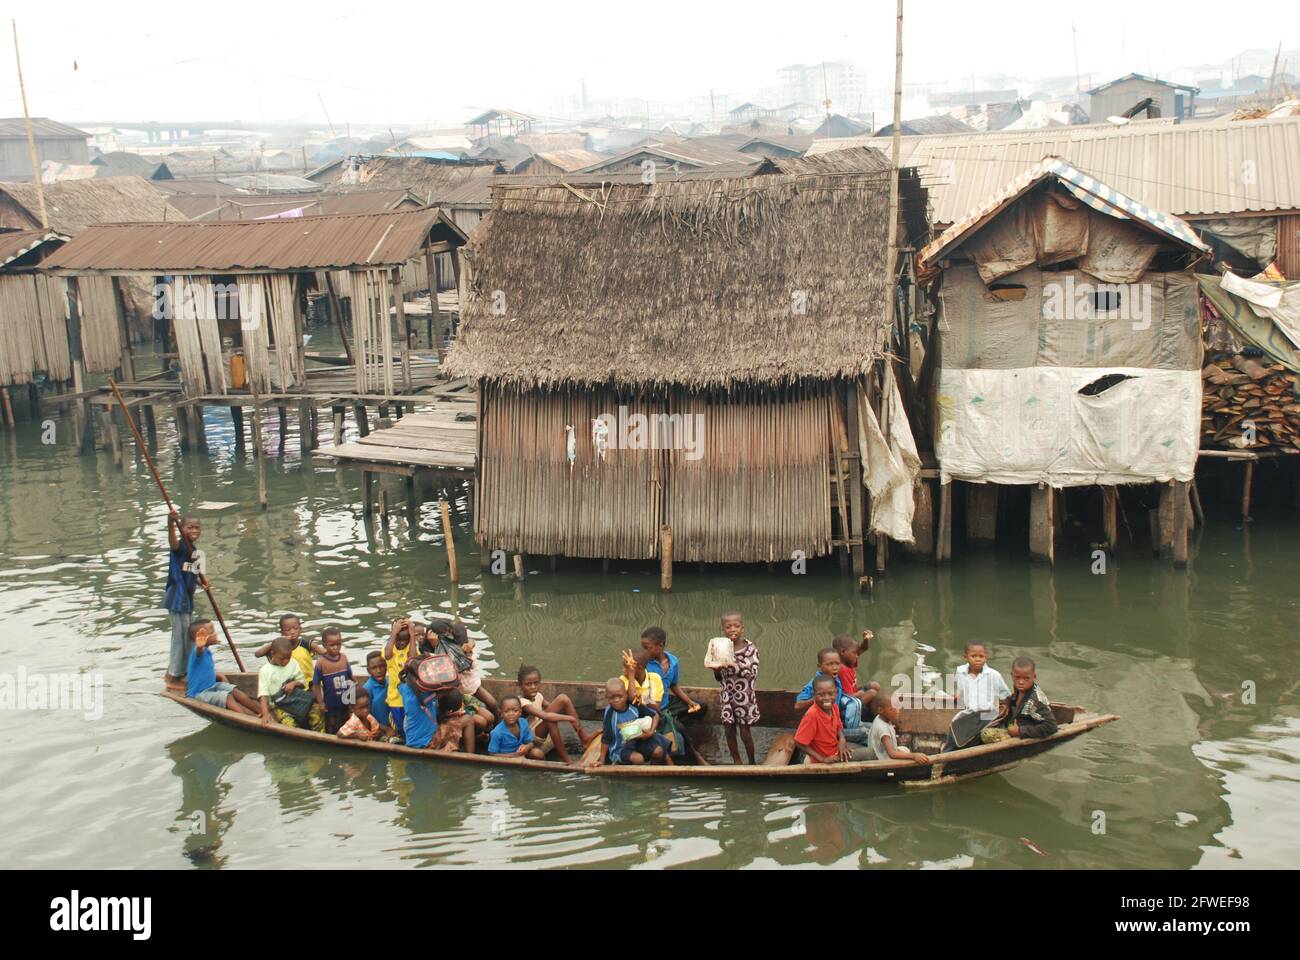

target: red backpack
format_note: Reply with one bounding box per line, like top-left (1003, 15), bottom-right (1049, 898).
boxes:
top-left (405, 653), bottom-right (460, 695)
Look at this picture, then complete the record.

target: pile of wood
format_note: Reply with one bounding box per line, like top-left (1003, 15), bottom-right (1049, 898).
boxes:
top-left (1201, 355), bottom-right (1300, 450)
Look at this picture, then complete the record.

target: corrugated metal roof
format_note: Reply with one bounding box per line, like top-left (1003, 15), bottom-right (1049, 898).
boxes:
top-left (919, 158), bottom-right (1211, 268)
top-left (0, 230), bottom-right (67, 269)
top-left (0, 117), bottom-right (90, 139)
top-left (808, 116), bottom-right (1300, 221)
top-left (41, 208), bottom-right (467, 273)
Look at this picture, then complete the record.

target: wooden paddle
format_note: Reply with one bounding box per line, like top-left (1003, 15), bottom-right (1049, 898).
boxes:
top-left (106, 378), bottom-right (246, 671)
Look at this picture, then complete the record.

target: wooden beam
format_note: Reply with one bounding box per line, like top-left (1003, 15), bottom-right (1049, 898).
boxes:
top-left (391, 267), bottom-right (412, 393)
top-left (936, 481), bottom-right (952, 564)
top-left (1101, 485), bottom-right (1119, 551)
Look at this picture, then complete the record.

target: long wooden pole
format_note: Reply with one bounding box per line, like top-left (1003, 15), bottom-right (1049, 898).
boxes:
top-left (884, 0), bottom-right (904, 334)
top-left (107, 377), bottom-right (246, 671)
top-left (12, 19), bottom-right (48, 229)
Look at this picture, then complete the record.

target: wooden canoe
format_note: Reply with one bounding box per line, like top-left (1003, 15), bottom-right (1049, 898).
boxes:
top-left (163, 673), bottom-right (1118, 786)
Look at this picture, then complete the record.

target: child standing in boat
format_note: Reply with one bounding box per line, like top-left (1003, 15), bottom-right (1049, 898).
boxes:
top-left (712, 611), bottom-right (760, 765)
top-left (383, 618), bottom-right (417, 738)
top-left (312, 627), bottom-right (353, 734)
top-left (163, 512), bottom-right (207, 690)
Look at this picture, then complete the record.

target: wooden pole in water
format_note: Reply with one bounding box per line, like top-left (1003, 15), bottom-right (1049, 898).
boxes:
top-left (440, 498), bottom-right (459, 582)
top-left (660, 525), bottom-right (674, 593)
top-left (106, 377), bottom-right (245, 671)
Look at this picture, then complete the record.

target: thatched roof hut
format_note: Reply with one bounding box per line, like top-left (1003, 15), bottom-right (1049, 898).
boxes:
top-left (447, 149), bottom-right (929, 567)
top-left (0, 176), bottom-right (184, 234)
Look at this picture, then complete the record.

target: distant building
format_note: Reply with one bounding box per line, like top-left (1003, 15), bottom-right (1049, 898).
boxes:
top-left (1086, 73), bottom-right (1199, 123)
top-left (875, 115), bottom-right (973, 137)
top-left (778, 62), bottom-right (868, 114)
top-left (0, 118), bottom-right (90, 181)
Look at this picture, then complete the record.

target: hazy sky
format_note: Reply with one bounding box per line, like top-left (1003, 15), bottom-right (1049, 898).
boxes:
top-left (2, 1), bottom-right (1297, 128)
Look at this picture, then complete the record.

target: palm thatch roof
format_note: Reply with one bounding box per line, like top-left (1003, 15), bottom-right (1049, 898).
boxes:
top-left (316, 156), bottom-right (503, 204)
top-left (447, 148), bottom-right (926, 390)
top-left (0, 176), bottom-right (185, 234)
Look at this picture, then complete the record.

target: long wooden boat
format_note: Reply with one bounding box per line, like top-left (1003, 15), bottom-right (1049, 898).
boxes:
top-left (164, 674), bottom-right (1118, 786)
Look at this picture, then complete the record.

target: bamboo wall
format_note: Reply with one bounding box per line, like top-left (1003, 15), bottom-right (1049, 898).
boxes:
top-left (478, 384), bottom-right (663, 559)
top-left (0, 273), bottom-right (70, 386)
top-left (477, 383), bottom-right (835, 563)
top-left (668, 385), bottom-right (833, 563)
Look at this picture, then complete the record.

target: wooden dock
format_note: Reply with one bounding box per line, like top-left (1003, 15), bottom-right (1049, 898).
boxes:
top-left (314, 379), bottom-right (477, 478)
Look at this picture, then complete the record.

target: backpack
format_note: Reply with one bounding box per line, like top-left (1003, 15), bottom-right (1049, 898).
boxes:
top-left (406, 653), bottom-right (460, 695)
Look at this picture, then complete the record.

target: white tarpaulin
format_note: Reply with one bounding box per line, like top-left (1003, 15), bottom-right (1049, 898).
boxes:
top-left (1220, 271), bottom-right (1300, 350)
top-left (858, 367), bottom-right (921, 542)
top-left (935, 367), bottom-right (1201, 486)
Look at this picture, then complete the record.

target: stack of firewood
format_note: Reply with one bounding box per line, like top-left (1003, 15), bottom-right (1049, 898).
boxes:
top-left (1201, 356), bottom-right (1300, 450)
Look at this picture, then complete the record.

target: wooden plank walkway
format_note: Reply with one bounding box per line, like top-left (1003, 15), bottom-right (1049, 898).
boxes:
top-left (314, 382), bottom-right (477, 476)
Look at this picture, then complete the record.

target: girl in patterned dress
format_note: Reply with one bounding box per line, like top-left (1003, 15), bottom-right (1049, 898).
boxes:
top-left (713, 611), bottom-right (760, 764)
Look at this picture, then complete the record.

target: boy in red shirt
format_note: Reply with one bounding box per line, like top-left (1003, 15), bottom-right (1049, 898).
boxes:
top-left (833, 630), bottom-right (881, 716)
top-left (795, 676), bottom-right (851, 764)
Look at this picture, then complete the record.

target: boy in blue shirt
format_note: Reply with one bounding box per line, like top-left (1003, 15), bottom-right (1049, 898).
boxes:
top-left (185, 620), bottom-right (259, 715)
top-left (398, 668), bottom-right (438, 749)
top-left (488, 696), bottom-right (546, 759)
top-left (590, 678), bottom-right (672, 767)
top-left (362, 651), bottom-right (395, 737)
top-left (164, 511), bottom-right (207, 689)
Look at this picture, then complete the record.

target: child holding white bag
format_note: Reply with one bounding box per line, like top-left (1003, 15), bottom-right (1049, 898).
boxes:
top-left (708, 611), bottom-right (760, 764)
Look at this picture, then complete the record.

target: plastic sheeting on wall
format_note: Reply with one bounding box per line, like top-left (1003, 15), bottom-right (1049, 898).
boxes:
top-left (857, 367), bottom-right (921, 543)
top-left (938, 265), bottom-right (1201, 371)
top-left (935, 366), bottom-right (1202, 486)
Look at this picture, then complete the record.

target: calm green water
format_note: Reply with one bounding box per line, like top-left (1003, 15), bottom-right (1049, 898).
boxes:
top-left (1, 370), bottom-right (1298, 869)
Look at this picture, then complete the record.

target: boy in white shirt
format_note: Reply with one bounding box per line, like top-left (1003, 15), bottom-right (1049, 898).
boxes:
top-left (945, 641), bottom-right (1011, 751)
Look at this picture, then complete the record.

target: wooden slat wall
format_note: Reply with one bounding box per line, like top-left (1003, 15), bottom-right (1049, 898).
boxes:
top-left (0, 274), bottom-right (39, 385)
top-left (668, 385), bottom-right (834, 564)
top-left (477, 384), bottom-right (662, 559)
top-left (1279, 213), bottom-right (1300, 280)
top-left (77, 275), bottom-right (124, 375)
top-left (266, 274), bottom-right (303, 390)
top-left (347, 268), bottom-right (393, 395)
top-left (168, 278), bottom-right (207, 395)
top-left (35, 274), bottom-right (71, 382)
top-left (238, 277), bottom-right (273, 394)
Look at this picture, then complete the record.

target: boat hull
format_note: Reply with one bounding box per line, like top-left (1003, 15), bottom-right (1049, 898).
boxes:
top-left (163, 674), bottom-right (1118, 784)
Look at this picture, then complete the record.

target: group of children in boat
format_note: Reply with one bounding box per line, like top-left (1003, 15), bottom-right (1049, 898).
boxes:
top-left (165, 512), bottom-right (1056, 766)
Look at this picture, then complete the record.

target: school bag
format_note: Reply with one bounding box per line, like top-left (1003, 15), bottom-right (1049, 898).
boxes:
top-left (272, 687), bottom-right (316, 725)
top-left (405, 653), bottom-right (460, 695)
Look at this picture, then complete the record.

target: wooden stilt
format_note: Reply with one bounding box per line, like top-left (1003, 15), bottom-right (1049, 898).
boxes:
top-left (363, 470), bottom-right (375, 517)
top-left (1029, 484), bottom-right (1055, 565)
top-left (1241, 461), bottom-right (1255, 523)
top-left (936, 481), bottom-right (952, 563)
top-left (231, 406), bottom-right (246, 451)
top-left (1157, 482), bottom-right (1176, 559)
top-left (353, 402), bottom-right (369, 438)
top-left (660, 525), bottom-right (674, 593)
top-left (176, 406), bottom-right (191, 452)
top-left (1101, 486), bottom-right (1119, 550)
top-left (513, 554), bottom-right (525, 582)
top-left (379, 489), bottom-right (390, 526)
top-left (298, 401), bottom-right (312, 456)
top-left (1190, 479), bottom-right (1205, 527)
top-left (276, 405), bottom-right (287, 453)
top-left (332, 405), bottom-right (345, 445)
top-left (440, 498), bottom-right (459, 582)
top-left (192, 404), bottom-right (206, 451)
top-left (250, 401), bottom-right (268, 510)
top-left (966, 483), bottom-right (998, 543)
top-left (143, 404), bottom-right (157, 445)
top-left (0, 387), bottom-right (14, 430)
top-left (1173, 480), bottom-right (1190, 568)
